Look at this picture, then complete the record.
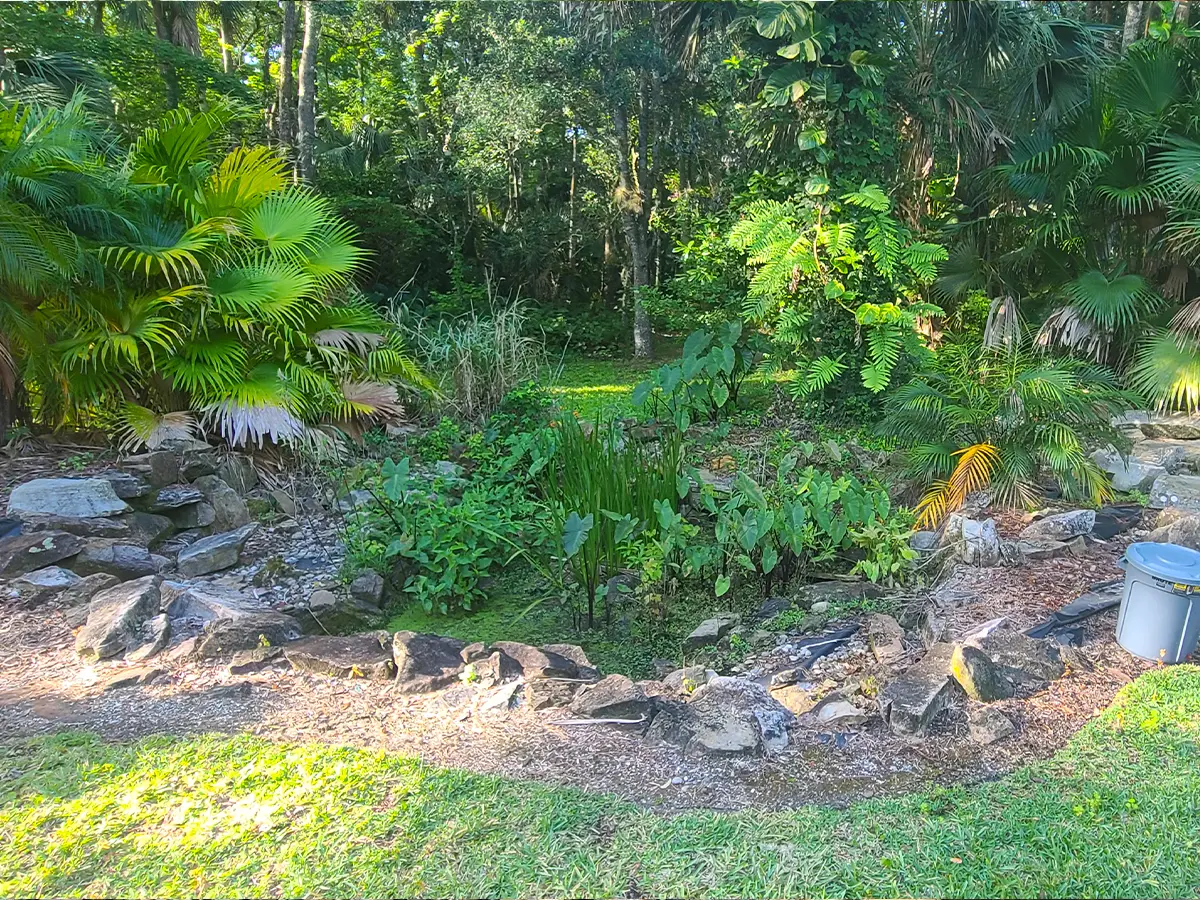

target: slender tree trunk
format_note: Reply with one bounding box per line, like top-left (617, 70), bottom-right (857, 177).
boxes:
top-left (151, 0), bottom-right (180, 109)
top-left (277, 1), bottom-right (298, 152)
top-left (1177, 0), bottom-right (1192, 26)
top-left (1123, 0), bottom-right (1147, 48)
top-left (297, 1), bottom-right (321, 182)
top-left (612, 99), bottom-right (653, 360)
top-left (218, 4), bottom-right (234, 73)
top-left (92, 1), bottom-right (104, 34)
top-left (261, 24), bottom-right (274, 136)
top-left (568, 127), bottom-right (577, 263)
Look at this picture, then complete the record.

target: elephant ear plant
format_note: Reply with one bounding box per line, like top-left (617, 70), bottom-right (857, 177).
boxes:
top-left (535, 415), bottom-right (684, 629)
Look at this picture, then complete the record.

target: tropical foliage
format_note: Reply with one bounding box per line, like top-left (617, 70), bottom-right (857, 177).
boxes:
top-left (0, 97), bottom-right (423, 446)
top-left (883, 341), bottom-right (1140, 525)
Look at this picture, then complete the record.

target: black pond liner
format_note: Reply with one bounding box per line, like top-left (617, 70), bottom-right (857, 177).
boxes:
top-left (794, 624), bottom-right (860, 667)
top-left (1024, 578), bottom-right (1123, 639)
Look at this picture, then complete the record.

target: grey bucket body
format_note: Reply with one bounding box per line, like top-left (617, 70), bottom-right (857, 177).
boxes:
top-left (1117, 542), bottom-right (1200, 664)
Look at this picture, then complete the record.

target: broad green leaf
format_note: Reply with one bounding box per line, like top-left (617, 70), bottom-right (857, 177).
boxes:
top-left (677, 473), bottom-right (692, 499)
top-left (683, 329), bottom-right (712, 360)
top-left (631, 380), bottom-right (653, 407)
top-left (797, 128), bottom-right (827, 151)
top-left (761, 542), bottom-right (779, 575)
top-left (562, 512), bottom-right (593, 558)
top-left (712, 382), bottom-right (729, 408)
top-left (715, 574), bottom-right (731, 597)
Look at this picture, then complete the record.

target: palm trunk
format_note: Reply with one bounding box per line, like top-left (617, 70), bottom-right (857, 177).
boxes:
top-left (612, 100), bottom-right (653, 360)
top-left (1122, 0), bottom-right (1147, 48)
top-left (277, 1), bottom-right (298, 153)
top-left (151, 0), bottom-right (179, 109)
top-left (297, 0), bottom-right (321, 183)
top-left (1177, 0), bottom-right (1191, 25)
top-left (92, 1), bottom-right (104, 34)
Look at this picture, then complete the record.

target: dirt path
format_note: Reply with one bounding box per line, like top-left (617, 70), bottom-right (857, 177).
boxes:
top-left (2, 537), bottom-right (1153, 813)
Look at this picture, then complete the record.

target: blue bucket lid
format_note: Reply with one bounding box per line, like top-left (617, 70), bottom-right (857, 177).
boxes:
top-left (1126, 541), bottom-right (1200, 583)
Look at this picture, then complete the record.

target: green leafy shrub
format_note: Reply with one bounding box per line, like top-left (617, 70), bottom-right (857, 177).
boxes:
top-left (356, 456), bottom-right (534, 614)
top-left (633, 322), bottom-right (766, 428)
top-left (699, 457), bottom-right (906, 596)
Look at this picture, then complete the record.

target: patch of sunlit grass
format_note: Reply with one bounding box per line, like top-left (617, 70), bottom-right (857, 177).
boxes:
top-left (2, 667), bottom-right (1199, 898)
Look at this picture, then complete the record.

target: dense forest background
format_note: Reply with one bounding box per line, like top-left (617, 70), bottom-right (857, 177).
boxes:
top-left (5, 1), bottom-right (1200, 444)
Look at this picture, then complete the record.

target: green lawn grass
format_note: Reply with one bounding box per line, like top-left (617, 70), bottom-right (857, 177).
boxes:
top-left (549, 356), bottom-right (654, 421)
top-left (3, 667), bottom-right (1199, 898)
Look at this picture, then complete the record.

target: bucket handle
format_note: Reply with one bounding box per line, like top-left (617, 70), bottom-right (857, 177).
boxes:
top-left (1116, 556), bottom-right (1127, 571)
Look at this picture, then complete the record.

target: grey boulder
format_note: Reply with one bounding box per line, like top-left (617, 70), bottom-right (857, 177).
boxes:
top-left (75, 575), bottom-right (162, 662)
top-left (392, 631), bottom-right (466, 693)
top-left (491, 641), bottom-right (578, 678)
top-left (192, 474), bottom-right (251, 532)
top-left (1149, 474), bottom-right (1200, 512)
top-left (175, 523), bottom-right (257, 577)
top-left (684, 613), bottom-right (740, 649)
top-left (570, 674), bottom-right (653, 721)
top-left (1019, 509), bottom-right (1095, 541)
top-left (284, 632), bottom-right (396, 680)
top-left (192, 611), bottom-right (303, 660)
top-left (878, 643), bottom-right (962, 737)
top-left (0, 531), bottom-right (84, 576)
top-left (73, 541), bottom-right (170, 580)
top-left (349, 570), bottom-right (385, 606)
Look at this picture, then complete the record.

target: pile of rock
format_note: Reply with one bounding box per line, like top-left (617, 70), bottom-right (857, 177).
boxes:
top-left (4, 440), bottom-right (260, 587)
top-left (1095, 410), bottom-right (1200, 496)
top-left (914, 505), bottom-right (1140, 569)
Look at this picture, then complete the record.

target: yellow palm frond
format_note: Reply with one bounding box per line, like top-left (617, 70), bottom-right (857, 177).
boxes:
top-left (916, 442), bottom-right (1000, 528)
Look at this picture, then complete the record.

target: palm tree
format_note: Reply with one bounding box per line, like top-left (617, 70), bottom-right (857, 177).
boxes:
top-left (0, 94), bottom-right (112, 435)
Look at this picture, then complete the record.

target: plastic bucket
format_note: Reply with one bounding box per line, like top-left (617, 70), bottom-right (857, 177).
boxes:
top-left (1117, 542), bottom-right (1200, 664)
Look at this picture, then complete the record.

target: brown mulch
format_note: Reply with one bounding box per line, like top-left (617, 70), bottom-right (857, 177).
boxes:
top-left (0, 527), bottom-right (1156, 813)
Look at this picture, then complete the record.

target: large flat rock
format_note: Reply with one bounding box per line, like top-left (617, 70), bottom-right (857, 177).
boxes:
top-left (192, 611), bottom-right (303, 660)
top-left (1149, 474), bottom-right (1200, 512)
top-left (7, 478), bottom-right (130, 519)
top-left (284, 632), bottom-right (396, 680)
top-left (175, 524), bottom-right (257, 577)
top-left (73, 541), bottom-right (170, 580)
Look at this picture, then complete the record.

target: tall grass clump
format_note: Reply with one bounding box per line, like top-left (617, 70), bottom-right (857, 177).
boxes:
top-left (393, 294), bottom-right (546, 423)
top-left (537, 416), bottom-right (682, 628)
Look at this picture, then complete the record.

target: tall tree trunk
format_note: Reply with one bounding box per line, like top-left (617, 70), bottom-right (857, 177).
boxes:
top-left (217, 3), bottom-right (234, 73)
top-left (297, 1), bottom-right (321, 182)
top-left (1177, 0), bottom-right (1192, 26)
top-left (277, 1), bottom-right (298, 152)
top-left (92, 1), bottom-right (104, 34)
top-left (261, 24), bottom-right (274, 136)
top-left (1123, 0), bottom-right (1147, 48)
top-left (151, 1), bottom-right (180, 109)
top-left (612, 99), bottom-right (653, 360)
